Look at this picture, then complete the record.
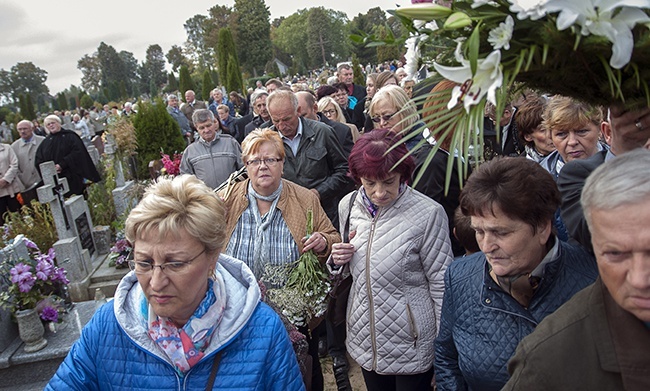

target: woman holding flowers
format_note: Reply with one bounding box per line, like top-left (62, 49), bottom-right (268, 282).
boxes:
top-left (47, 175), bottom-right (304, 390)
top-left (330, 129), bottom-right (453, 391)
top-left (222, 128), bottom-right (340, 391)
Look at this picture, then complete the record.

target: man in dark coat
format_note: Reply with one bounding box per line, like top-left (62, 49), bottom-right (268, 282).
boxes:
top-left (35, 115), bottom-right (101, 197)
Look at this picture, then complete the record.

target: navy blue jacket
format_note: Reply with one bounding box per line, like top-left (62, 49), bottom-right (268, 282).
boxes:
top-left (434, 240), bottom-right (597, 390)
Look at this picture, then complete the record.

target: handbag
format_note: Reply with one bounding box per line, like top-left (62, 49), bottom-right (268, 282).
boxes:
top-left (326, 191), bottom-right (357, 327)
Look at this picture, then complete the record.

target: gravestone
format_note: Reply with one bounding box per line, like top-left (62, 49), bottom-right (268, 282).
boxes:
top-left (37, 162), bottom-right (93, 302)
top-left (105, 142), bottom-right (136, 217)
top-left (37, 162), bottom-right (74, 240)
top-left (86, 145), bottom-right (100, 167)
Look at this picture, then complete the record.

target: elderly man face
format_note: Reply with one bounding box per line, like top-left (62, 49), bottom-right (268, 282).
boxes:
top-left (402, 80), bottom-right (415, 98)
top-left (268, 97), bottom-right (301, 140)
top-left (338, 67), bottom-right (354, 85)
top-left (17, 121), bottom-right (34, 140)
top-left (185, 90), bottom-right (195, 103)
top-left (253, 95), bottom-right (270, 121)
top-left (168, 96), bottom-right (179, 109)
top-left (213, 90), bottom-right (223, 103)
top-left (590, 196), bottom-right (650, 322)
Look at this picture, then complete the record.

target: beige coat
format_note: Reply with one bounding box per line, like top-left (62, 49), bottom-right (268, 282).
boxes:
top-left (11, 135), bottom-right (44, 191)
top-left (0, 143), bottom-right (24, 198)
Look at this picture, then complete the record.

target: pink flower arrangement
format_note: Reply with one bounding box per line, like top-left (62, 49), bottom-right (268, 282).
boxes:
top-left (160, 151), bottom-right (182, 176)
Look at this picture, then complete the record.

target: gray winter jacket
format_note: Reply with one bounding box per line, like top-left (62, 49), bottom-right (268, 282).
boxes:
top-left (340, 187), bottom-right (453, 375)
top-left (180, 134), bottom-right (243, 189)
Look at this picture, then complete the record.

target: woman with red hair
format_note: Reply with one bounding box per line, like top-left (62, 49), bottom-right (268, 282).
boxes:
top-left (330, 129), bottom-right (454, 391)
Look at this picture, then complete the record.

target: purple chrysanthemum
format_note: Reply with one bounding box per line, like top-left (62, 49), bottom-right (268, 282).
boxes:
top-left (10, 263), bottom-right (32, 284)
top-left (40, 306), bottom-right (59, 322)
top-left (23, 237), bottom-right (39, 250)
top-left (51, 268), bottom-right (69, 284)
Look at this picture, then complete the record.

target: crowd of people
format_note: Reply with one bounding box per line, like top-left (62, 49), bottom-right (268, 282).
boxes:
top-left (29, 59), bottom-right (650, 391)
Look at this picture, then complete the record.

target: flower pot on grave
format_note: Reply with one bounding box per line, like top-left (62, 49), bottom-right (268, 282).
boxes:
top-left (15, 308), bottom-right (48, 353)
top-left (92, 225), bottom-right (112, 255)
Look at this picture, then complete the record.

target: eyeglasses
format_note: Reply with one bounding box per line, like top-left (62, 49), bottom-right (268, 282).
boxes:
top-left (128, 248), bottom-right (206, 275)
top-left (245, 158), bottom-right (282, 167)
top-left (371, 112), bottom-right (398, 123)
top-left (333, 93), bottom-right (348, 99)
top-left (322, 109), bottom-right (337, 116)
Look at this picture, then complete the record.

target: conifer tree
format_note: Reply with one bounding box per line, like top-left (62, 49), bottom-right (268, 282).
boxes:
top-left (131, 99), bottom-right (186, 178)
top-left (178, 66), bottom-right (195, 100)
top-left (217, 28), bottom-right (237, 86)
top-left (202, 70), bottom-right (213, 103)
top-left (352, 54), bottom-right (365, 86)
top-left (167, 72), bottom-right (178, 92)
top-left (226, 55), bottom-right (243, 94)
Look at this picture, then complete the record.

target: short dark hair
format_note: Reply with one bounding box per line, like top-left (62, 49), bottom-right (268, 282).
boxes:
top-left (348, 129), bottom-right (414, 185)
top-left (316, 85), bottom-right (338, 100)
top-left (516, 95), bottom-right (547, 147)
top-left (459, 157), bottom-right (560, 232)
top-left (333, 82), bottom-right (348, 93)
top-left (453, 206), bottom-right (480, 254)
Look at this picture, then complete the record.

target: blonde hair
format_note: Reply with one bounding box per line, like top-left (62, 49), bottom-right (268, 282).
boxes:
top-left (44, 115), bottom-right (62, 126)
top-left (542, 96), bottom-right (603, 135)
top-left (125, 175), bottom-right (227, 254)
top-left (317, 96), bottom-right (346, 123)
top-left (369, 85), bottom-right (418, 132)
top-left (241, 128), bottom-right (286, 163)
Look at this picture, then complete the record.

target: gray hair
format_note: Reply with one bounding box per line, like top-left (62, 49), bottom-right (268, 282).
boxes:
top-left (167, 94), bottom-right (178, 102)
top-left (581, 148), bottom-right (650, 228)
top-left (267, 89), bottom-right (298, 112)
top-left (192, 109), bottom-right (215, 125)
top-left (250, 89), bottom-right (269, 106)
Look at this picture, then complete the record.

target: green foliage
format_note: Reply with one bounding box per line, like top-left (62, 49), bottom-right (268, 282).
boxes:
top-left (352, 54), bottom-right (365, 85)
top-left (57, 93), bottom-right (68, 111)
top-left (131, 99), bottom-right (186, 179)
top-left (226, 55), bottom-right (243, 94)
top-left (234, 0), bottom-right (273, 76)
top-left (0, 107), bottom-right (12, 124)
top-left (178, 66), bottom-right (195, 99)
top-left (87, 158), bottom-right (117, 228)
top-left (166, 72), bottom-right (178, 93)
top-left (217, 28), bottom-right (237, 86)
top-left (376, 25), bottom-right (401, 63)
top-left (24, 94), bottom-right (36, 120)
top-left (202, 70), bottom-right (213, 102)
top-left (79, 94), bottom-right (94, 109)
top-left (4, 201), bottom-right (57, 253)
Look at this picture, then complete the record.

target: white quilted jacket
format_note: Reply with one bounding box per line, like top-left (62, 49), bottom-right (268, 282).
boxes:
top-left (340, 187), bottom-right (453, 375)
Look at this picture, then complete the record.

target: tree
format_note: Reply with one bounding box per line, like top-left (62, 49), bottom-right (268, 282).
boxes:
top-left (217, 28), bottom-right (241, 87)
top-left (57, 93), bottom-right (68, 111)
top-left (204, 5), bottom-right (237, 56)
top-left (376, 25), bottom-right (401, 63)
top-left (178, 66), bottom-right (195, 100)
top-left (78, 54), bottom-right (102, 91)
top-left (305, 8), bottom-right (350, 68)
top-left (166, 45), bottom-right (188, 73)
top-left (97, 42), bottom-right (125, 90)
top-left (226, 54), bottom-right (243, 94)
top-left (234, 0), bottom-right (272, 76)
top-left (273, 10), bottom-right (310, 72)
top-left (202, 70), bottom-right (213, 102)
top-left (166, 72), bottom-right (179, 93)
top-left (349, 7), bottom-right (387, 65)
top-left (352, 54), bottom-right (365, 85)
top-left (131, 99), bottom-right (186, 179)
top-left (80, 94), bottom-right (94, 109)
top-left (184, 14), bottom-right (213, 72)
top-left (0, 62), bottom-right (49, 103)
top-left (140, 45), bottom-right (167, 92)
top-left (24, 94), bottom-right (36, 120)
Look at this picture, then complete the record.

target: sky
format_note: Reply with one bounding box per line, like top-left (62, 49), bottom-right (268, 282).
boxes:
top-left (0, 0), bottom-right (403, 94)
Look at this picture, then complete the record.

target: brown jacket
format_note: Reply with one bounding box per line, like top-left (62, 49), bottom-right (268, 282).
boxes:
top-left (224, 178), bottom-right (340, 265)
top-left (505, 278), bottom-right (650, 390)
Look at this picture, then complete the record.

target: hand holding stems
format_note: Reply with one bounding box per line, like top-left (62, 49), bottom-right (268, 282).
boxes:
top-left (331, 230), bottom-right (356, 266)
top-left (302, 232), bottom-right (328, 254)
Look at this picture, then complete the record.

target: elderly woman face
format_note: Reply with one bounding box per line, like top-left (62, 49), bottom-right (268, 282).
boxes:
top-left (360, 173), bottom-right (401, 207)
top-left (371, 99), bottom-right (402, 132)
top-left (132, 229), bottom-right (215, 326)
top-left (470, 204), bottom-right (551, 278)
top-left (551, 121), bottom-right (601, 163)
top-left (44, 119), bottom-right (62, 134)
top-left (246, 141), bottom-right (284, 196)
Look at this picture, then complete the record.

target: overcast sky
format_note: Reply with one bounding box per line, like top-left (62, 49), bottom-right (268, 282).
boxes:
top-left (0, 0), bottom-right (402, 94)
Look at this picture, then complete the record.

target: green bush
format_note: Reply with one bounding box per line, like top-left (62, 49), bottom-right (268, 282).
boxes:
top-left (131, 99), bottom-right (186, 179)
top-left (4, 201), bottom-right (57, 252)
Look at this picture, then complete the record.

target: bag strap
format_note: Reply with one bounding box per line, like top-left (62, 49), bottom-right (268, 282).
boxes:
top-left (205, 350), bottom-right (224, 390)
top-left (343, 190), bottom-right (358, 243)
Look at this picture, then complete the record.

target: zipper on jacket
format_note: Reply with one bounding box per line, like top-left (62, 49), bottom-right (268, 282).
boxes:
top-left (406, 303), bottom-right (418, 348)
top-left (366, 211), bottom-right (379, 371)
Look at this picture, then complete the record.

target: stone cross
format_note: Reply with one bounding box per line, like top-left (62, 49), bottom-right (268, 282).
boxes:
top-left (37, 161), bottom-right (73, 239)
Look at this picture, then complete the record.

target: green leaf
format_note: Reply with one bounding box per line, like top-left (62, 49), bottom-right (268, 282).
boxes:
top-left (395, 4), bottom-right (453, 21)
top-left (468, 23), bottom-right (481, 76)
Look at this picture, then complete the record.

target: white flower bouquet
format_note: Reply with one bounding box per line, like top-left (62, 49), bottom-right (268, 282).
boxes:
top-left (395, 0), bottom-right (650, 166)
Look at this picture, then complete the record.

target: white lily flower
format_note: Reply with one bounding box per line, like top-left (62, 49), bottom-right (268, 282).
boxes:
top-left (544, 0), bottom-right (650, 68)
top-left (472, 0), bottom-right (499, 8)
top-left (509, 0), bottom-right (549, 20)
top-left (488, 15), bottom-right (515, 50)
top-left (434, 43), bottom-right (503, 112)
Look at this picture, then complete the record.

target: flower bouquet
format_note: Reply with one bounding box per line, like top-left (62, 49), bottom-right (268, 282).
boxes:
top-left (393, 0), bottom-right (650, 174)
top-left (108, 233), bottom-right (132, 269)
top-left (0, 235), bottom-right (69, 325)
top-left (261, 209), bottom-right (331, 329)
top-left (160, 150), bottom-right (182, 176)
